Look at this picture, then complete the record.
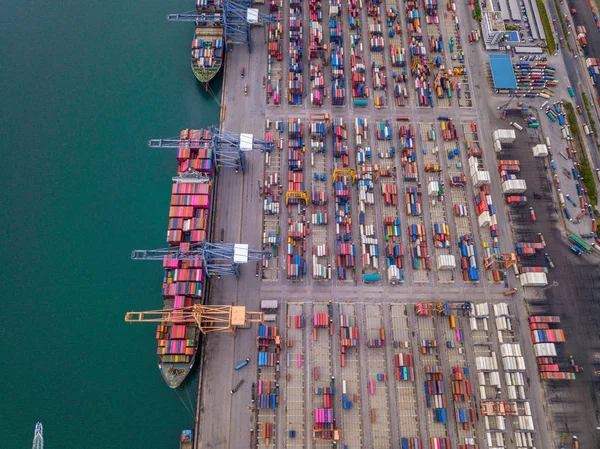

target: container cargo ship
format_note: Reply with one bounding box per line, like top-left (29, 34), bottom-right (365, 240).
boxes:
top-left (191, 0), bottom-right (225, 86)
top-left (157, 128), bottom-right (215, 388)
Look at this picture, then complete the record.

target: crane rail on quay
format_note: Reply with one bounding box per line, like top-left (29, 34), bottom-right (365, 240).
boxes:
top-left (131, 242), bottom-right (271, 278)
top-left (148, 126), bottom-right (274, 174)
top-left (167, 1), bottom-right (277, 51)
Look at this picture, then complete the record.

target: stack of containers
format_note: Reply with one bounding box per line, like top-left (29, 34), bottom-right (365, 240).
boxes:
top-left (330, 0), bottom-right (346, 106)
top-left (177, 128), bottom-right (215, 175)
top-left (394, 353), bottom-right (414, 380)
top-left (161, 128), bottom-right (216, 366)
top-left (333, 118), bottom-right (349, 166)
top-left (424, 0), bottom-right (439, 25)
top-left (339, 309), bottom-right (358, 367)
top-left (450, 367), bottom-right (471, 401)
top-left (586, 58), bottom-right (600, 84)
top-left (420, 339), bottom-right (439, 354)
top-left (514, 241), bottom-right (544, 256)
top-left (458, 235), bottom-right (479, 281)
top-left (257, 380), bottom-right (279, 408)
top-left (191, 36), bottom-right (223, 70)
top-left (310, 120), bottom-right (330, 280)
top-left (288, 0), bottom-right (303, 105)
top-left (424, 366), bottom-right (447, 423)
top-left (414, 302), bottom-right (433, 316)
top-left (356, 124), bottom-right (379, 274)
top-left (408, 223), bottom-right (429, 269)
top-left (400, 438), bottom-right (422, 448)
top-left (266, 14), bottom-right (283, 104)
top-left (439, 119), bottom-right (458, 141)
top-left (333, 119), bottom-right (355, 280)
top-left (384, 218), bottom-right (404, 280)
top-left (287, 119), bottom-right (306, 280)
top-left (348, 0), bottom-right (367, 103)
top-left (405, 187), bottom-right (422, 216)
top-left (405, 0), bottom-right (432, 107)
top-left (309, 0), bottom-right (325, 106)
top-left (342, 380), bottom-right (353, 408)
top-left (432, 222), bottom-right (451, 248)
top-left (400, 125), bottom-right (417, 181)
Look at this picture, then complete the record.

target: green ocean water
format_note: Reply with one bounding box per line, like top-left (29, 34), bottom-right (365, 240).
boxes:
top-left (0, 1), bottom-right (220, 447)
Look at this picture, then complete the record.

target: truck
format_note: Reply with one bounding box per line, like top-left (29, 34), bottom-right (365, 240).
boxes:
top-left (571, 245), bottom-right (584, 256)
top-left (235, 358), bottom-right (250, 370)
top-left (544, 253), bottom-right (555, 268)
top-left (231, 379), bottom-right (245, 394)
top-left (568, 86), bottom-right (575, 97)
top-left (510, 122), bottom-right (524, 131)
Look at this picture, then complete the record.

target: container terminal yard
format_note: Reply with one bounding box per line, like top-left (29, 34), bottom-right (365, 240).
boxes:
top-left (125, 0), bottom-right (600, 447)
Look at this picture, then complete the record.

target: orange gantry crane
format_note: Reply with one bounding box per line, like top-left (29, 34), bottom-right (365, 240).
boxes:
top-left (483, 253), bottom-right (518, 270)
top-left (125, 304), bottom-right (263, 336)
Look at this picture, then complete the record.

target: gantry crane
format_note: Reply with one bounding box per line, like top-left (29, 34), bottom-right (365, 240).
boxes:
top-left (483, 253), bottom-right (518, 270)
top-left (332, 168), bottom-right (357, 184)
top-left (167, 1), bottom-right (277, 51)
top-left (148, 126), bottom-right (274, 174)
top-left (125, 304), bottom-right (263, 336)
top-left (132, 242), bottom-right (271, 278)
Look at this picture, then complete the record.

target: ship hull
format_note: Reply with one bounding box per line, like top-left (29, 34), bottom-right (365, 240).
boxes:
top-left (159, 330), bottom-right (201, 388)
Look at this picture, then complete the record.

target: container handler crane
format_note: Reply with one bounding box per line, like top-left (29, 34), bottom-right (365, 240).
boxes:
top-left (167, 1), bottom-right (277, 52)
top-left (483, 253), bottom-right (518, 270)
top-left (131, 242), bottom-right (272, 278)
top-left (125, 304), bottom-right (263, 336)
top-left (148, 126), bottom-right (274, 174)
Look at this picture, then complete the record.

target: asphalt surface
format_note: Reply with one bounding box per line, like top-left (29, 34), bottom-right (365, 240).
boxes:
top-left (496, 111), bottom-right (600, 448)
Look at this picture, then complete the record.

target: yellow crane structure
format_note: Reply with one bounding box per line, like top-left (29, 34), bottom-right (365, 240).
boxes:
top-left (125, 304), bottom-right (263, 336)
top-left (285, 190), bottom-right (309, 205)
top-left (332, 168), bottom-right (356, 184)
top-left (483, 253), bottom-right (518, 270)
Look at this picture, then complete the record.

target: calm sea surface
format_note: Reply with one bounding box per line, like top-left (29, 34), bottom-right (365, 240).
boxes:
top-left (0, 1), bottom-right (220, 447)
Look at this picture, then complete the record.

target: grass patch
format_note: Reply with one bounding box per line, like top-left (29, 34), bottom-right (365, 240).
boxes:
top-left (536, 0), bottom-right (556, 51)
top-left (473, 0), bottom-right (482, 21)
top-left (506, 25), bottom-right (518, 31)
top-left (564, 102), bottom-right (598, 205)
top-left (581, 90), bottom-right (598, 138)
top-left (554, 0), bottom-right (572, 52)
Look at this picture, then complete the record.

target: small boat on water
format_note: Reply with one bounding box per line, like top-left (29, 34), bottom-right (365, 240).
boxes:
top-left (180, 429), bottom-right (193, 449)
top-left (32, 422), bottom-right (43, 449)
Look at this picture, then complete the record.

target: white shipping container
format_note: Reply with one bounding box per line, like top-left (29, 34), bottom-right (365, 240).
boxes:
top-left (493, 129), bottom-right (517, 143)
top-left (534, 342), bottom-right (557, 357)
top-left (475, 303), bottom-right (489, 316)
top-left (502, 179), bottom-right (528, 194)
top-left (437, 254), bottom-right (456, 270)
top-left (470, 317), bottom-right (478, 330)
top-left (478, 211), bottom-right (491, 227)
top-left (428, 181), bottom-right (440, 196)
top-left (532, 144), bottom-right (548, 157)
top-left (473, 170), bottom-right (491, 187)
top-left (520, 271), bottom-right (548, 287)
top-left (494, 139), bottom-right (503, 153)
top-left (479, 385), bottom-right (487, 400)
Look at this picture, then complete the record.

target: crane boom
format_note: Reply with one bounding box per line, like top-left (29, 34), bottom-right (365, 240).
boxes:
top-left (125, 305), bottom-right (263, 335)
